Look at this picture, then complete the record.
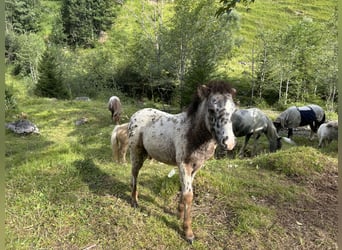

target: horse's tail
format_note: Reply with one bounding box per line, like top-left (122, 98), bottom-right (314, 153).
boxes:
top-left (111, 127), bottom-right (120, 162)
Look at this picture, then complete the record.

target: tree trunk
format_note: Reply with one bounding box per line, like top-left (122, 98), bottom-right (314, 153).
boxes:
top-left (284, 78), bottom-right (289, 105)
top-left (278, 72), bottom-right (283, 100)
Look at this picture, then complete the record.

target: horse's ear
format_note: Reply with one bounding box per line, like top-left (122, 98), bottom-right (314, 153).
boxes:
top-left (197, 85), bottom-right (210, 99)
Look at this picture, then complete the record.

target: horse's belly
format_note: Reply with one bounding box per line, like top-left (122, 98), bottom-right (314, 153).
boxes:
top-left (142, 130), bottom-right (178, 165)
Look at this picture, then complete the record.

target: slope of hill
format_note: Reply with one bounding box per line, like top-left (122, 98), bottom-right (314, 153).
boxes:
top-left (5, 95), bottom-right (338, 248)
top-left (226, 0), bottom-right (336, 77)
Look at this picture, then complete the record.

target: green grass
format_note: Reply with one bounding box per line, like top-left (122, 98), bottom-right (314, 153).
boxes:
top-left (5, 94), bottom-right (338, 249)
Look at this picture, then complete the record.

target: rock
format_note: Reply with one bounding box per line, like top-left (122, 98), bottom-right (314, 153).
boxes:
top-left (75, 117), bottom-right (88, 126)
top-left (74, 97), bottom-right (91, 101)
top-left (6, 120), bottom-right (40, 134)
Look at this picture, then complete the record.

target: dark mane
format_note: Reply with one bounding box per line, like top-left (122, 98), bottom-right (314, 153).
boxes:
top-left (186, 80), bottom-right (234, 118)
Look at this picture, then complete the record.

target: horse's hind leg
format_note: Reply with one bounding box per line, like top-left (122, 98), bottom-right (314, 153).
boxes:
top-left (120, 141), bottom-right (129, 163)
top-left (111, 134), bottom-right (119, 163)
top-left (130, 148), bottom-right (147, 208)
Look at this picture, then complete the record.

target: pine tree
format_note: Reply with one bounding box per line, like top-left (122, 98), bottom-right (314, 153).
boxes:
top-left (60, 0), bottom-right (117, 47)
top-left (35, 47), bottom-right (70, 99)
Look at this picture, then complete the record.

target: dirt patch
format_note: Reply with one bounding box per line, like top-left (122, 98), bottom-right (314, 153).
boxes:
top-left (189, 163), bottom-right (338, 249)
top-left (274, 168), bottom-right (338, 249)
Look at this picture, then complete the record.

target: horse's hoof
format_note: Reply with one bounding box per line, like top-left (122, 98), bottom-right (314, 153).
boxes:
top-left (131, 201), bottom-right (139, 208)
top-left (186, 237), bottom-right (194, 244)
top-left (185, 234), bottom-right (194, 244)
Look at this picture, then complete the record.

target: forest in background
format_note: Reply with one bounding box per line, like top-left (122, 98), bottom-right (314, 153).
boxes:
top-left (5, 0), bottom-right (338, 113)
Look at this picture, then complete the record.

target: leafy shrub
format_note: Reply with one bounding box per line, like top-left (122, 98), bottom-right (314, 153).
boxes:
top-left (5, 86), bottom-right (17, 113)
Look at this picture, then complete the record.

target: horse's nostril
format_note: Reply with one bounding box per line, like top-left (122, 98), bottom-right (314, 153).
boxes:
top-left (221, 136), bottom-right (228, 145)
top-left (222, 136), bottom-right (236, 150)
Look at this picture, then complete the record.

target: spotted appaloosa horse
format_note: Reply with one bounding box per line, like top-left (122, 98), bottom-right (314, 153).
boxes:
top-left (128, 80), bottom-right (237, 243)
top-left (111, 123), bottom-right (129, 163)
top-left (108, 96), bottom-right (122, 124)
top-left (273, 104), bottom-right (325, 139)
top-left (232, 108), bottom-right (282, 156)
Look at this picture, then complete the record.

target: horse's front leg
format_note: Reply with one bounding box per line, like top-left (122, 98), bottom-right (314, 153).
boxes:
top-left (252, 133), bottom-right (261, 156)
top-left (178, 163), bottom-right (196, 243)
top-left (309, 123), bottom-right (316, 140)
top-left (239, 134), bottom-right (252, 157)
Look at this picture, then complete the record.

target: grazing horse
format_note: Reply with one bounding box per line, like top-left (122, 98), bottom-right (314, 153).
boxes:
top-left (108, 96), bottom-right (122, 124)
top-left (128, 80), bottom-right (237, 243)
top-left (317, 121), bottom-right (338, 148)
top-left (111, 123), bottom-right (129, 163)
top-left (232, 108), bottom-right (282, 156)
top-left (273, 104), bottom-right (325, 139)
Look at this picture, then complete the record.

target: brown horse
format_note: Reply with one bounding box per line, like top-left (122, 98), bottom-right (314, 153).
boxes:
top-left (128, 80), bottom-right (237, 243)
top-left (108, 96), bottom-right (122, 124)
top-left (111, 123), bottom-right (129, 163)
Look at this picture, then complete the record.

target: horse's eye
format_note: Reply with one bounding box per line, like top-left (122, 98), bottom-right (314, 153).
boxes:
top-left (208, 108), bottom-right (215, 114)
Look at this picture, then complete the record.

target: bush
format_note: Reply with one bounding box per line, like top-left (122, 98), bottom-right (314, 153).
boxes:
top-left (5, 86), bottom-right (18, 113)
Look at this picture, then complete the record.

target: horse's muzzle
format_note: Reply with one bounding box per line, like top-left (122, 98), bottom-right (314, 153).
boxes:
top-left (222, 137), bottom-right (236, 151)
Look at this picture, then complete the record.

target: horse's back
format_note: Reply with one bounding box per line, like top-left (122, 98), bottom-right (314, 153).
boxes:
top-left (232, 108), bottom-right (269, 136)
top-left (318, 121), bottom-right (338, 138)
top-left (307, 104), bottom-right (325, 121)
top-left (275, 106), bottom-right (301, 128)
top-left (108, 96), bottom-right (121, 109)
top-left (128, 108), bottom-right (186, 165)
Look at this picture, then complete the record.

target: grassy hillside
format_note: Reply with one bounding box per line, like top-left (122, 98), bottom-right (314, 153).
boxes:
top-left (5, 92), bottom-right (338, 249)
top-left (5, 0), bottom-right (338, 248)
top-left (225, 0), bottom-right (337, 77)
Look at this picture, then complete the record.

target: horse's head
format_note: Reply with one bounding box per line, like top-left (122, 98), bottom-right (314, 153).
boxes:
top-left (198, 81), bottom-right (237, 150)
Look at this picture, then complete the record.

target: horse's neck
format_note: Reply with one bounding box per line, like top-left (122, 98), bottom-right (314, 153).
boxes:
top-left (185, 104), bottom-right (214, 154)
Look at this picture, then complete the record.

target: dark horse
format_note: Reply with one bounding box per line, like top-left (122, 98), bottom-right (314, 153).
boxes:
top-left (232, 108), bottom-right (282, 156)
top-left (273, 104), bottom-right (325, 139)
top-left (128, 80), bottom-right (237, 243)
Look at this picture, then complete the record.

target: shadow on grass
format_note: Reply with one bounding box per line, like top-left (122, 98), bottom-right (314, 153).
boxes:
top-left (5, 132), bottom-right (55, 169)
top-left (73, 157), bottom-right (131, 202)
top-left (74, 157), bottom-right (186, 239)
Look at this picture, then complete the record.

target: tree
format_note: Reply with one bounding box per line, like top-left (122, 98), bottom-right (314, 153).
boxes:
top-left (5, 0), bottom-right (42, 33)
top-left (166, 0), bottom-right (240, 107)
top-left (253, 18), bottom-right (329, 106)
top-left (9, 32), bottom-right (45, 84)
top-left (35, 47), bottom-right (70, 99)
top-left (60, 0), bottom-right (117, 47)
top-left (216, 0), bottom-right (255, 16)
